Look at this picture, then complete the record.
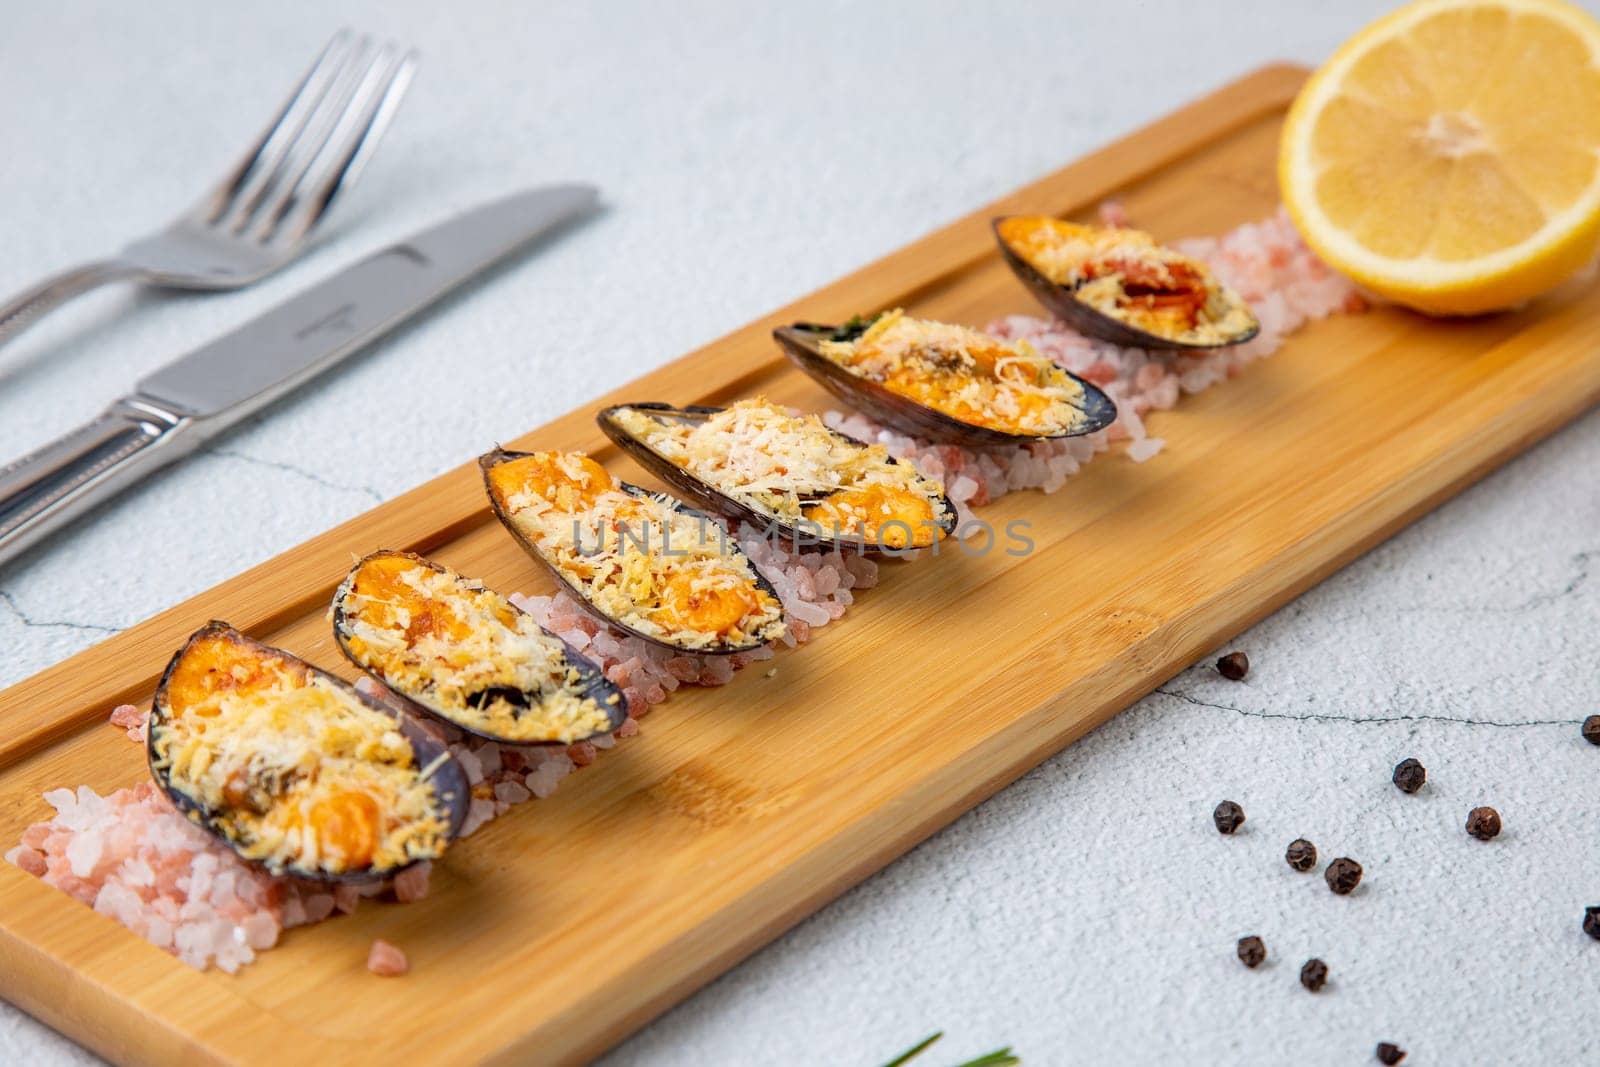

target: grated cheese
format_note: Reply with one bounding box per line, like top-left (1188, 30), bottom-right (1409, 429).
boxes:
top-left (611, 398), bottom-right (952, 548)
top-left (998, 216), bottom-right (1256, 346)
top-left (334, 553), bottom-right (619, 744)
top-left (150, 628), bottom-right (450, 878)
top-left (487, 452), bottom-right (787, 650)
top-left (818, 310), bottom-right (1092, 436)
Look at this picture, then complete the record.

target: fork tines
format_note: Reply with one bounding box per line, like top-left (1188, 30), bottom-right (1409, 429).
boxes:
top-left (202, 29), bottom-right (418, 246)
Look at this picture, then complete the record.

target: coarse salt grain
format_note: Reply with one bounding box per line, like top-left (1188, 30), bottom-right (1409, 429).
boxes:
top-left (392, 863), bottom-right (432, 903)
top-left (367, 939), bottom-right (409, 976)
top-left (494, 780), bottom-right (532, 805)
top-left (1126, 437), bottom-right (1165, 463)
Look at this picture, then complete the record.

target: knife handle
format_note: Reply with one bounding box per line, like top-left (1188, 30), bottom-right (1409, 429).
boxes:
top-left (0, 398), bottom-right (190, 568)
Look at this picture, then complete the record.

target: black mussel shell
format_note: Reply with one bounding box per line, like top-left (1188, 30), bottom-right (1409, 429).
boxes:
top-left (772, 322), bottom-right (1117, 448)
top-left (991, 216), bottom-right (1260, 352)
top-left (329, 550), bottom-right (627, 746)
top-left (148, 621), bottom-right (469, 885)
top-left (478, 448), bottom-right (786, 655)
top-left (595, 402), bottom-right (959, 552)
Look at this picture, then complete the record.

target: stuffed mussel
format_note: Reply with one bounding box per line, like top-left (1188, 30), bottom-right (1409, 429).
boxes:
top-left (331, 550), bottom-right (627, 745)
top-left (148, 621), bottom-right (467, 883)
top-left (993, 215), bottom-right (1259, 350)
top-left (773, 309), bottom-right (1116, 448)
top-left (597, 397), bottom-right (957, 552)
top-left (481, 448), bottom-right (787, 654)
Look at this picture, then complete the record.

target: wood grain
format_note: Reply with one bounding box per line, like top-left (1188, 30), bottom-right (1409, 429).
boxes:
top-left (4, 63), bottom-right (1598, 1065)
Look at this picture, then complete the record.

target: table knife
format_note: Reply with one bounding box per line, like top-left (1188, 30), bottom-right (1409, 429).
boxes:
top-left (0, 183), bottom-right (598, 569)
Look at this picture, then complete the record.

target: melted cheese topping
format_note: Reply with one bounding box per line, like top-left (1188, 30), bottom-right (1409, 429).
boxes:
top-left (486, 452), bottom-right (787, 650)
top-left (611, 399), bottom-right (951, 549)
top-left (818, 310), bottom-right (1091, 436)
top-left (335, 553), bottom-right (619, 743)
top-left (997, 216), bottom-right (1256, 346)
top-left (151, 630), bottom-right (450, 877)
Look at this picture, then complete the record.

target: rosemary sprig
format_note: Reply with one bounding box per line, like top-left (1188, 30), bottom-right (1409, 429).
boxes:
top-left (878, 1031), bottom-right (1020, 1067)
top-left (879, 1032), bottom-right (943, 1067)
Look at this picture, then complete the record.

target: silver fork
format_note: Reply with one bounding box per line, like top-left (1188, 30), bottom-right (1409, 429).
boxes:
top-left (0, 29), bottom-right (418, 350)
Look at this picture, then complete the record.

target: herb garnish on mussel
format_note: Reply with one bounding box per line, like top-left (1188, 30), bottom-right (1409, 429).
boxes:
top-left (774, 308), bottom-right (1116, 447)
top-left (597, 397), bottom-right (957, 552)
top-left (148, 621), bottom-right (467, 883)
top-left (480, 448), bottom-right (787, 654)
top-left (331, 550), bottom-right (626, 745)
top-left (993, 215), bottom-right (1259, 350)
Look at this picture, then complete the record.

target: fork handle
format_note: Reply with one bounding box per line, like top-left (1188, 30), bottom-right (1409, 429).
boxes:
top-left (0, 259), bottom-right (139, 350)
top-left (0, 396), bottom-right (192, 567)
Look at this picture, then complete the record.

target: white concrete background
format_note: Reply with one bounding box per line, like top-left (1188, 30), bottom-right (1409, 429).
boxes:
top-left (1, 1), bottom-right (1597, 1063)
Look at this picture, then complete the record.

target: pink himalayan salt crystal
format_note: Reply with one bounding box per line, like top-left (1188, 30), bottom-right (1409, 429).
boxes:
top-left (303, 894), bottom-right (337, 924)
top-left (1126, 438), bottom-right (1166, 463)
top-left (5, 780), bottom-right (300, 973)
top-left (239, 912), bottom-right (280, 952)
top-left (494, 780), bottom-right (532, 804)
top-left (108, 703), bottom-right (148, 743)
top-left (524, 752), bottom-right (574, 799)
top-left (333, 884), bottom-right (362, 915)
top-left (458, 798), bottom-right (496, 839)
top-left (367, 939), bottom-right (409, 977)
top-left (390, 863), bottom-right (428, 908)
top-left (5, 845), bottom-right (45, 877)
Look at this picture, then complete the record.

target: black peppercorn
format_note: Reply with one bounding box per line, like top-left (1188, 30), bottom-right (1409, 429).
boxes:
top-left (1213, 800), bottom-right (1245, 834)
top-left (1584, 906), bottom-right (1600, 941)
top-left (1392, 757), bottom-right (1426, 794)
top-left (1216, 651), bottom-right (1249, 681)
top-left (1376, 1042), bottom-right (1406, 1064)
top-left (1325, 857), bottom-right (1363, 895)
top-left (1466, 806), bottom-right (1501, 841)
top-left (1299, 958), bottom-right (1328, 992)
top-left (1286, 838), bottom-right (1317, 872)
top-left (1584, 715), bottom-right (1600, 746)
top-left (1236, 935), bottom-right (1266, 968)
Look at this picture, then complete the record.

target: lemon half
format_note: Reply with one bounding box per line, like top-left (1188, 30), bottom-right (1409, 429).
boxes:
top-left (1280, 0), bottom-right (1600, 314)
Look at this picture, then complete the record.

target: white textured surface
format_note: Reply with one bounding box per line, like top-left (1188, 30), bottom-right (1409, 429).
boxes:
top-left (3, 2), bottom-right (1598, 1064)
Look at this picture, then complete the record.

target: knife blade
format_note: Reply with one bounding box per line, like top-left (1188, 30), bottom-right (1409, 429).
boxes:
top-left (140, 184), bottom-right (597, 417)
top-left (0, 184), bottom-right (599, 568)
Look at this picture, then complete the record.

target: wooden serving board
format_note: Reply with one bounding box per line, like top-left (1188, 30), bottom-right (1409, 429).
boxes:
top-left (4, 63), bottom-right (1600, 1065)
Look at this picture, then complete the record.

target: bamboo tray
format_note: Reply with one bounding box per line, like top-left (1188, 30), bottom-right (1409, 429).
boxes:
top-left (5, 63), bottom-right (1600, 1065)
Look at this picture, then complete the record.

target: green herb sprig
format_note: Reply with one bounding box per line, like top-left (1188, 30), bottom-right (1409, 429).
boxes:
top-left (877, 1031), bottom-right (1019, 1067)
